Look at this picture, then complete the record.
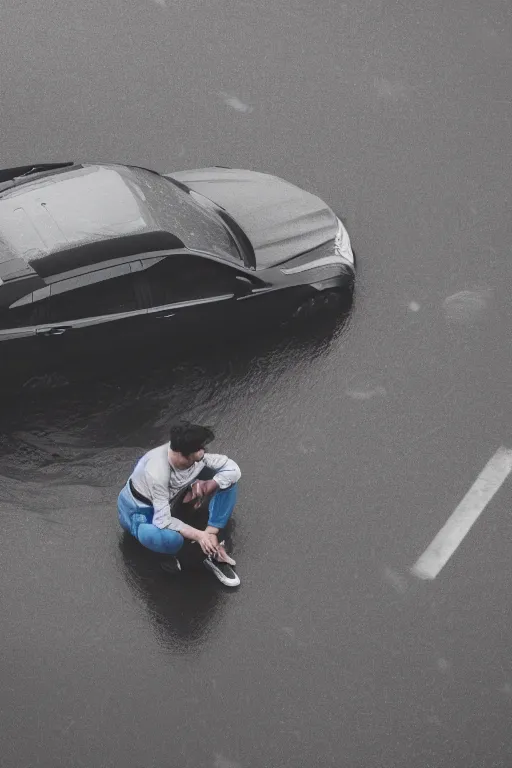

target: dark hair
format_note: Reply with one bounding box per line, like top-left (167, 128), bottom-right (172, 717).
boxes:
top-left (169, 421), bottom-right (214, 456)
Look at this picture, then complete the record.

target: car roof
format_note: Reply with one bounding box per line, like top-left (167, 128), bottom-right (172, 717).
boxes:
top-left (0, 162), bottom-right (247, 287)
top-left (0, 164), bottom-right (186, 277)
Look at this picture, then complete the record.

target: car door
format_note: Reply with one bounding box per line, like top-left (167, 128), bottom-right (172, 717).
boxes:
top-left (9, 263), bottom-right (150, 367)
top-left (136, 252), bottom-right (262, 346)
top-left (1, 279), bottom-right (54, 377)
top-left (0, 324), bottom-right (39, 381)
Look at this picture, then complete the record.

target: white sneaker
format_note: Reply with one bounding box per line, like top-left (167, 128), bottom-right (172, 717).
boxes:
top-left (203, 556), bottom-right (240, 587)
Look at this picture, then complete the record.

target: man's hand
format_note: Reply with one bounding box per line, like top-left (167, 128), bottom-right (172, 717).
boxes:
top-left (183, 479), bottom-right (218, 507)
top-left (197, 530), bottom-right (219, 556)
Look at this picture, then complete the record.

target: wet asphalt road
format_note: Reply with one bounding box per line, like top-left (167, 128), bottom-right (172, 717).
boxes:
top-left (1, 0), bottom-right (512, 766)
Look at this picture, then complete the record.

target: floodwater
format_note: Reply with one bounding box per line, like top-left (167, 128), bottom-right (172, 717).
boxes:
top-left (1, 0), bottom-right (512, 766)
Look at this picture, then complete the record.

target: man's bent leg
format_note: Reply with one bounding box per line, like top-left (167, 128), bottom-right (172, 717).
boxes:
top-left (117, 483), bottom-right (152, 534)
top-left (136, 524), bottom-right (184, 555)
top-left (208, 483), bottom-right (238, 531)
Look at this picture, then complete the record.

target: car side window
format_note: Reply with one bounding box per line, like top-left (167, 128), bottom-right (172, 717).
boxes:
top-left (0, 265), bottom-right (143, 329)
top-left (48, 267), bottom-right (141, 322)
top-left (140, 254), bottom-right (238, 308)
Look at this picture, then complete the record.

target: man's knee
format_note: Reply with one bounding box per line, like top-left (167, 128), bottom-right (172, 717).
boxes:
top-left (210, 482), bottom-right (238, 507)
top-left (217, 482), bottom-right (238, 501)
top-left (137, 523), bottom-right (184, 555)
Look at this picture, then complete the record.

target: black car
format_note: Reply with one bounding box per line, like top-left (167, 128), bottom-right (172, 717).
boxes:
top-left (0, 162), bottom-right (354, 371)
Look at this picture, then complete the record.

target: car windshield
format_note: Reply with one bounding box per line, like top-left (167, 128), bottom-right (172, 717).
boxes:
top-left (124, 167), bottom-right (242, 263)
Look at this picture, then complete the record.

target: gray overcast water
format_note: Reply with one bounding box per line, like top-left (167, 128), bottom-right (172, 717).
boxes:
top-left (1, 0), bottom-right (512, 766)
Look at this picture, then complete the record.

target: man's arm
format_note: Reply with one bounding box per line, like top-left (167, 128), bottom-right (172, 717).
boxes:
top-left (149, 473), bottom-right (218, 554)
top-left (149, 473), bottom-right (185, 531)
top-left (202, 453), bottom-right (241, 489)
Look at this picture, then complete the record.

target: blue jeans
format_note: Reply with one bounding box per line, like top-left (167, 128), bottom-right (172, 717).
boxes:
top-left (117, 481), bottom-right (238, 555)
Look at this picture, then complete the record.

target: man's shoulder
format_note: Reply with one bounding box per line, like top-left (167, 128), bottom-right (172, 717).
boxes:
top-left (143, 443), bottom-right (170, 479)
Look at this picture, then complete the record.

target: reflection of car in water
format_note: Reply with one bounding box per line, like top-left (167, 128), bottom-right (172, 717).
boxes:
top-left (0, 162), bottom-right (355, 372)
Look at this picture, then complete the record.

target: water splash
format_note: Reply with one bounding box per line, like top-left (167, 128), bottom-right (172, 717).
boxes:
top-left (346, 384), bottom-right (387, 401)
top-left (443, 289), bottom-right (490, 324)
top-left (383, 567), bottom-right (408, 594)
top-left (217, 92), bottom-right (253, 113)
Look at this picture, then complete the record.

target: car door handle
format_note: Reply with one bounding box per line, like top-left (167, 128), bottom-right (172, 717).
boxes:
top-left (36, 326), bottom-right (71, 337)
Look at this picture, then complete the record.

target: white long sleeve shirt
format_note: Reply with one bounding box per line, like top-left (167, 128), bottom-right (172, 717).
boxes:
top-left (129, 442), bottom-right (241, 531)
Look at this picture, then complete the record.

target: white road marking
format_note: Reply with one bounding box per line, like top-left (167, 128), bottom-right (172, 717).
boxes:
top-left (411, 446), bottom-right (512, 580)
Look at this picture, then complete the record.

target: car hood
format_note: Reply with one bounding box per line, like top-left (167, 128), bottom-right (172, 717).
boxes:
top-left (167, 168), bottom-right (337, 268)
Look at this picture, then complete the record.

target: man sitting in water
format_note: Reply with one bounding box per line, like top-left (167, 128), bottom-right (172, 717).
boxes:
top-left (117, 421), bottom-right (241, 587)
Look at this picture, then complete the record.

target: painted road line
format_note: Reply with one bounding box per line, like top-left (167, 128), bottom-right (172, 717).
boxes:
top-left (412, 446), bottom-right (512, 580)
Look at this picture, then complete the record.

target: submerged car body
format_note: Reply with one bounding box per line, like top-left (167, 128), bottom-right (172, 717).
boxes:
top-left (0, 162), bottom-right (355, 375)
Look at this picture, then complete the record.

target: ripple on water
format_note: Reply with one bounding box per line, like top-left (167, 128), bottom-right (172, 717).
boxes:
top-left (443, 289), bottom-right (491, 324)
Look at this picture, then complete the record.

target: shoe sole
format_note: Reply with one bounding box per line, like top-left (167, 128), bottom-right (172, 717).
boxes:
top-left (203, 558), bottom-right (240, 587)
